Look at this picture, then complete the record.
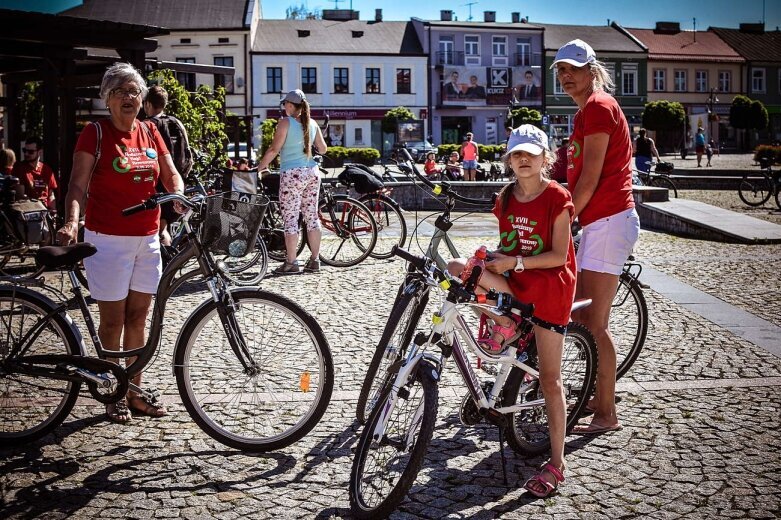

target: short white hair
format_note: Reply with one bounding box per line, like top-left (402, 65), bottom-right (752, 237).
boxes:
top-left (99, 62), bottom-right (147, 106)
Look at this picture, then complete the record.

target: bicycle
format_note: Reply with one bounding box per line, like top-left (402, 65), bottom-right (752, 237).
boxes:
top-left (738, 158), bottom-right (781, 208)
top-left (348, 246), bottom-right (598, 518)
top-left (0, 191), bottom-right (334, 451)
top-left (633, 161), bottom-right (679, 198)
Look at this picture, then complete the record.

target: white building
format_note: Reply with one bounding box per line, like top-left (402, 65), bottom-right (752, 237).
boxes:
top-left (251, 10), bottom-right (428, 152)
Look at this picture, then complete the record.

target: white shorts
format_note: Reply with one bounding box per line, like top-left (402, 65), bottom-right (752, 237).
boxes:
top-left (577, 207), bottom-right (640, 275)
top-left (83, 229), bottom-right (162, 301)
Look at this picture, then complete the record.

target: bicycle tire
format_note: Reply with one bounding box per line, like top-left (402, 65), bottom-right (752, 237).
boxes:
top-left (218, 236), bottom-right (269, 286)
top-left (738, 171), bottom-right (773, 206)
top-left (502, 321), bottom-right (597, 456)
top-left (613, 272), bottom-right (649, 380)
top-left (649, 175), bottom-right (679, 198)
top-left (356, 283), bottom-right (429, 424)
top-left (262, 203), bottom-right (305, 263)
top-left (318, 196), bottom-right (377, 267)
top-left (349, 366), bottom-right (438, 518)
top-left (173, 289), bottom-right (333, 452)
top-left (0, 287), bottom-right (83, 445)
top-left (358, 194), bottom-right (407, 260)
top-left (774, 185), bottom-right (781, 211)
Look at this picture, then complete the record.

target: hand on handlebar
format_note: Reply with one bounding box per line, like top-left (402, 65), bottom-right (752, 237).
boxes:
top-left (485, 252), bottom-right (515, 274)
top-left (56, 221), bottom-right (78, 246)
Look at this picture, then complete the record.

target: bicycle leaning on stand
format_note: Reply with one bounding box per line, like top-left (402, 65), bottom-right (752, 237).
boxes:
top-left (0, 191), bottom-right (333, 451)
top-left (633, 161), bottom-right (679, 198)
top-left (738, 157), bottom-right (781, 209)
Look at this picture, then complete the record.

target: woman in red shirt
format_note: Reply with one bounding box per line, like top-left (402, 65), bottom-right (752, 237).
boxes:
top-left (449, 125), bottom-right (576, 497)
top-left (57, 63), bottom-right (185, 424)
top-left (553, 39), bottom-right (640, 435)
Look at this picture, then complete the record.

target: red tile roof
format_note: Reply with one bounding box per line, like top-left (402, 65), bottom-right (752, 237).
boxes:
top-left (626, 28), bottom-right (744, 63)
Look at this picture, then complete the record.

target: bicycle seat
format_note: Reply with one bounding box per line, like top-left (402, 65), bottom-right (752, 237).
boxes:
top-left (36, 243), bottom-right (97, 268)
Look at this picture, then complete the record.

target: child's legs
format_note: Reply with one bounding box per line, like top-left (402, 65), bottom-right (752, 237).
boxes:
top-left (534, 325), bottom-right (566, 469)
top-left (447, 259), bottom-right (515, 331)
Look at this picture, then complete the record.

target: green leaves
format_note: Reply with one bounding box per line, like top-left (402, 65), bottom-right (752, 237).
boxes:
top-left (642, 100), bottom-right (686, 131)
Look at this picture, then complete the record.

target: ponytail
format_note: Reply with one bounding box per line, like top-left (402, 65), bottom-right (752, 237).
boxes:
top-left (300, 100), bottom-right (312, 157)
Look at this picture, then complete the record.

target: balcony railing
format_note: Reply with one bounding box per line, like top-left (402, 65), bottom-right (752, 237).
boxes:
top-left (436, 51), bottom-right (465, 66)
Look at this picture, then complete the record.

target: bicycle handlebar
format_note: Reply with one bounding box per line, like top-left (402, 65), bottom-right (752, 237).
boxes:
top-left (394, 146), bottom-right (495, 207)
top-left (122, 193), bottom-right (203, 217)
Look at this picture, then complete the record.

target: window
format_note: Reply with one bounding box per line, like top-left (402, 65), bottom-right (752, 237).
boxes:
top-left (621, 64), bottom-right (637, 95)
top-left (179, 38), bottom-right (191, 44)
top-left (218, 37), bottom-right (229, 44)
top-left (396, 68), bottom-right (411, 94)
top-left (751, 68), bottom-right (766, 93)
top-left (334, 67), bottom-right (349, 93)
top-left (301, 67), bottom-right (317, 93)
top-left (653, 69), bottom-right (666, 91)
top-left (354, 127), bottom-right (364, 144)
top-left (695, 70), bottom-right (708, 92)
top-left (464, 35), bottom-right (479, 56)
top-left (439, 36), bottom-right (454, 65)
top-left (674, 70), bottom-right (687, 92)
top-left (267, 67), bottom-right (282, 93)
top-left (176, 58), bottom-right (196, 91)
top-left (552, 69), bottom-right (565, 95)
top-left (718, 71), bottom-right (731, 92)
top-left (366, 68), bottom-right (380, 93)
top-left (515, 39), bottom-right (531, 66)
top-left (213, 56), bottom-right (234, 93)
top-left (492, 36), bottom-right (507, 56)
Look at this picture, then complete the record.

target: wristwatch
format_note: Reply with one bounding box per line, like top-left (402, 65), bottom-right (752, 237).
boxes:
top-left (514, 256), bottom-right (525, 272)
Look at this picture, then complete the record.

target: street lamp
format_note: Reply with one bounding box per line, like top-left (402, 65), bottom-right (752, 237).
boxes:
top-left (707, 87), bottom-right (719, 147)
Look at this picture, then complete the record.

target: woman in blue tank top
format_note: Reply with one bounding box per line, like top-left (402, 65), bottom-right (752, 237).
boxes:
top-left (257, 89), bottom-right (327, 274)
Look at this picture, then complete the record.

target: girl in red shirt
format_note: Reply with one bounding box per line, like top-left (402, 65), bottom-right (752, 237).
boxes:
top-left (448, 124), bottom-right (576, 498)
top-left (423, 152), bottom-right (440, 179)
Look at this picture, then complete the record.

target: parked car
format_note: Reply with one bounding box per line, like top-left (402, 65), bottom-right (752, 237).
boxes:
top-left (400, 140), bottom-right (438, 163)
top-left (227, 142), bottom-right (257, 164)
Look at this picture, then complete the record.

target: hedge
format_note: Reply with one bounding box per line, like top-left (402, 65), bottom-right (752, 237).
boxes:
top-left (324, 146), bottom-right (381, 166)
top-left (753, 145), bottom-right (781, 166)
top-left (437, 144), bottom-right (506, 161)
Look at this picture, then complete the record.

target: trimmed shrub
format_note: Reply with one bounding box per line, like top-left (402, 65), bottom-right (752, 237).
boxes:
top-left (754, 145), bottom-right (781, 166)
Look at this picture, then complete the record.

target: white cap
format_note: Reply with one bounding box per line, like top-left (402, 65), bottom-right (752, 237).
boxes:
top-left (504, 125), bottom-right (549, 157)
top-left (550, 39), bottom-right (596, 68)
top-left (281, 89), bottom-right (307, 104)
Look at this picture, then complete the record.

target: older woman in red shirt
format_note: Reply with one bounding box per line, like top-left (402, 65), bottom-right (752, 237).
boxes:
top-left (553, 40), bottom-right (640, 435)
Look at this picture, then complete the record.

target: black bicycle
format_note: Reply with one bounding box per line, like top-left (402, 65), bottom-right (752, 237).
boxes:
top-left (634, 161), bottom-right (679, 198)
top-left (0, 192), bottom-right (333, 451)
top-left (738, 158), bottom-right (781, 208)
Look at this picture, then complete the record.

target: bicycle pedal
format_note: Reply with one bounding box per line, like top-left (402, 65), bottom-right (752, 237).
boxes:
top-left (479, 362), bottom-right (498, 376)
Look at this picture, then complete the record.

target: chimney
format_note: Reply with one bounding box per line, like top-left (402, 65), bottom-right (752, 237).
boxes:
top-left (654, 21), bottom-right (681, 34)
top-left (484, 11), bottom-right (496, 23)
top-left (739, 23), bottom-right (764, 33)
top-left (375, 9), bottom-right (382, 22)
top-left (511, 12), bottom-right (520, 23)
top-left (440, 10), bottom-right (453, 22)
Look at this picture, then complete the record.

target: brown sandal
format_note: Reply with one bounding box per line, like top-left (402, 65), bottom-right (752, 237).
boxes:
top-left (127, 394), bottom-right (167, 418)
top-left (106, 398), bottom-right (132, 424)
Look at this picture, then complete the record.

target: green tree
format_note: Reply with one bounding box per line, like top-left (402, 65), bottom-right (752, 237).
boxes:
top-left (730, 95), bottom-right (768, 150)
top-left (507, 107), bottom-right (542, 128)
top-left (259, 118), bottom-right (278, 167)
top-left (19, 82), bottom-right (43, 140)
top-left (285, 4), bottom-right (321, 19)
top-left (381, 106), bottom-right (415, 135)
top-left (641, 100), bottom-right (686, 152)
top-left (147, 69), bottom-right (228, 167)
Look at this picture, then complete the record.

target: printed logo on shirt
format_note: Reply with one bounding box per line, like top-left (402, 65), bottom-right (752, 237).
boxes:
top-left (500, 213), bottom-right (544, 255)
top-left (111, 143), bottom-right (158, 178)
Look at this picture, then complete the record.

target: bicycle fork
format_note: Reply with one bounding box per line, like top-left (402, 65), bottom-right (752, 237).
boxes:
top-left (207, 279), bottom-right (258, 375)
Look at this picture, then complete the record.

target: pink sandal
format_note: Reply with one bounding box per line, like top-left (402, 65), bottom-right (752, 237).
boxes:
top-left (523, 462), bottom-right (565, 498)
top-left (477, 314), bottom-right (520, 352)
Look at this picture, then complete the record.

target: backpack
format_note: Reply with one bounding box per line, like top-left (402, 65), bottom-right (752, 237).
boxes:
top-left (151, 114), bottom-right (193, 176)
top-left (338, 165), bottom-right (384, 194)
top-left (8, 199), bottom-right (49, 245)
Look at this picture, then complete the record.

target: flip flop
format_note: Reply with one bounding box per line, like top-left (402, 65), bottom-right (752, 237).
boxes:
top-left (571, 422), bottom-right (623, 435)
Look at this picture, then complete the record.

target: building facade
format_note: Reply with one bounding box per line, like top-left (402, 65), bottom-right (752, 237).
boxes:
top-left (251, 11), bottom-right (427, 152)
top-left (412, 11), bottom-right (545, 146)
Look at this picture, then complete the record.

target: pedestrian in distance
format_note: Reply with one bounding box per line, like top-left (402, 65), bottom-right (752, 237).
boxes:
top-left (632, 128), bottom-right (662, 173)
top-left (13, 136), bottom-right (57, 212)
top-left (57, 62), bottom-right (186, 424)
top-left (257, 89), bottom-right (327, 274)
top-left (553, 38), bottom-right (639, 436)
top-left (447, 124), bottom-right (577, 498)
top-left (705, 139), bottom-right (715, 167)
top-left (460, 132), bottom-right (479, 181)
top-left (0, 147), bottom-right (16, 175)
top-left (695, 127), bottom-right (706, 167)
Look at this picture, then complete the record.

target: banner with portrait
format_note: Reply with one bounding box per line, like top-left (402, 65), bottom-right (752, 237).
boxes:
top-left (441, 67), bottom-right (542, 107)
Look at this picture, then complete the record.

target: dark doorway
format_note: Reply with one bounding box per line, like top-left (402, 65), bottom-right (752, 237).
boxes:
top-left (441, 116), bottom-right (471, 145)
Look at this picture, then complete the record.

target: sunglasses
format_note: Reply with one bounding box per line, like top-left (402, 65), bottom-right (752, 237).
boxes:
top-left (110, 87), bottom-right (142, 99)
top-left (23, 148), bottom-right (37, 154)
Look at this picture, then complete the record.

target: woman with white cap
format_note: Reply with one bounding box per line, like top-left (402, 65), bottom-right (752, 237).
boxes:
top-left (448, 124), bottom-right (576, 497)
top-left (552, 39), bottom-right (639, 435)
top-left (257, 89), bottom-right (327, 274)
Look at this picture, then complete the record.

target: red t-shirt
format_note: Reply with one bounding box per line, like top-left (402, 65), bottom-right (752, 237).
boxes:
top-left (566, 90), bottom-right (634, 227)
top-left (13, 161), bottom-right (57, 202)
top-left (493, 182), bottom-right (577, 326)
top-left (75, 119), bottom-right (169, 236)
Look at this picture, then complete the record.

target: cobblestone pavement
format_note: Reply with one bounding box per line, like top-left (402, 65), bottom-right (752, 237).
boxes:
top-left (2, 213), bottom-right (781, 519)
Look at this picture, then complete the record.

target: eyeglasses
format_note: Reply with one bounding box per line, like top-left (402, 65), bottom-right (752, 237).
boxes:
top-left (110, 87), bottom-right (142, 99)
top-left (23, 148), bottom-right (37, 154)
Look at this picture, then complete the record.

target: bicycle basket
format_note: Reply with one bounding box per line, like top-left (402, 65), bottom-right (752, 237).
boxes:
top-left (199, 192), bottom-right (269, 257)
top-left (655, 162), bottom-right (674, 174)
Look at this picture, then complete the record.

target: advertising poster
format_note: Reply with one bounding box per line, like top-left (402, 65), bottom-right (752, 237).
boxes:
top-left (442, 67), bottom-right (542, 107)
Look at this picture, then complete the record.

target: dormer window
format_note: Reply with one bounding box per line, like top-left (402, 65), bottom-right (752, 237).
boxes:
top-left (352, 31), bottom-right (364, 38)
top-left (298, 30), bottom-right (310, 37)
top-left (218, 37), bottom-right (229, 43)
top-left (180, 38), bottom-right (191, 44)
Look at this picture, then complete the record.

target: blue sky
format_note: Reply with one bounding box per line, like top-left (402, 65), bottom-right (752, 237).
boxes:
top-left (5, 0), bottom-right (780, 30)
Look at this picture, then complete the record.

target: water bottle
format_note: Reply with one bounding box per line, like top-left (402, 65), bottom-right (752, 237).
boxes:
top-left (460, 246), bottom-right (488, 292)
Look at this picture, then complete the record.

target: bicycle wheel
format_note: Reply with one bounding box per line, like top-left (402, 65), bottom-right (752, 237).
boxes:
top-left (774, 185), bottom-right (781, 211)
top-left (502, 322), bottom-right (597, 456)
top-left (359, 194), bottom-right (407, 260)
top-left (738, 172), bottom-right (773, 206)
top-left (0, 287), bottom-right (83, 445)
top-left (356, 283), bottom-right (429, 424)
top-left (218, 236), bottom-right (269, 286)
top-left (317, 196), bottom-right (377, 267)
top-left (174, 289), bottom-right (333, 452)
top-left (649, 175), bottom-right (679, 198)
top-left (262, 204), bottom-right (305, 263)
top-left (349, 366), bottom-right (438, 519)
top-left (612, 272), bottom-right (649, 380)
